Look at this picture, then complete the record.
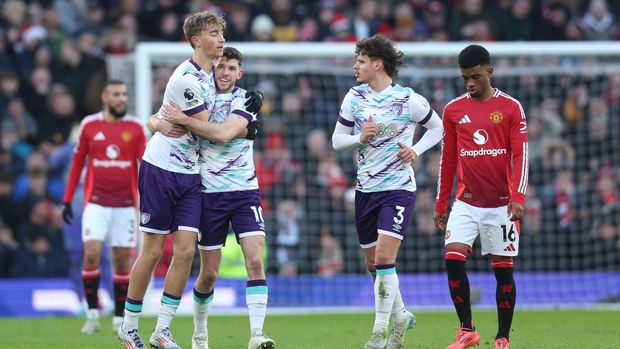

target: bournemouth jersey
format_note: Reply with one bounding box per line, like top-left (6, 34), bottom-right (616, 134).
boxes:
top-left (435, 89), bottom-right (529, 211)
top-left (199, 86), bottom-right (257, 193)
top-left (339, 82), bottom-right (433, 192)
top-left (63, 112), bottom-right (147, 207)
top-left (142, 58), bottom-right (217, 174)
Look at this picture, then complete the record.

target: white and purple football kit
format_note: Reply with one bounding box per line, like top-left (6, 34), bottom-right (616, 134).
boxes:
top-left (336, 82), bottom-right (441, 247)
top-left (197, 86), bottom-right (264, 249)
top-left (139, 58), bottom-right (216, 234)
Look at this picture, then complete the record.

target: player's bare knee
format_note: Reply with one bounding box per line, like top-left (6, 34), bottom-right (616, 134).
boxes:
top-left (374, 251), bottom-right (394, 265)
top-left (83, 251), bottom-right (100, 268)
top-left (201, 268), bottom-right (218, 285)
top-left (141, 246), bottom-right (163, 263)
top-left (245, 255), bottom-right (263, 275)
top-left (172, 247), bottom-right (195, 266)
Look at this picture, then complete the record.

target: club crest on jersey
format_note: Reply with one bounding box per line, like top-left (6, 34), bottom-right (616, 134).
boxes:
top-left (140, 212), bottom-right (151, 224)
top-left (121, 131), bottom-right (132, 142)
top-left (490, 111), bottom-right (504, 124)
top-left (390, 103), bottom-right (403, 116)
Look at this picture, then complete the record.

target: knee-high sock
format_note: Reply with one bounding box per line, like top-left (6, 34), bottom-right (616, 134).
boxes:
top-left (193, 287), bottom-right (213, 335)
top-left (246, 279), bottom-right (268, 334)
top-left (493, 259), bottom-right (516, 340)
top-left (113, 272), bottom-right (130, 317)
top-left (373, 264), bottom-right (398, 332)
top-left (445, 249), bottom-right (472, 330)
top-left (82, 267), bottom-right (100, 310)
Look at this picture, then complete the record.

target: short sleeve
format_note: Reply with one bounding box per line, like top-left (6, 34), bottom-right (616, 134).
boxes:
top-left (337, 91), bottom-right (355, 127)
top-left (408, 90), bottom-right (433, 124)
top-left (230, 91), bottom-right (254, 123)
top-left (170, 74), bottom-right (206, 116)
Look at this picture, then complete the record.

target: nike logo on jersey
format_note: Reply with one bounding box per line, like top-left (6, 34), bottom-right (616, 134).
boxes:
top-left (94, 131), bottom-right (106, 141)
top-left (459, 115), bottom-right (472, 124)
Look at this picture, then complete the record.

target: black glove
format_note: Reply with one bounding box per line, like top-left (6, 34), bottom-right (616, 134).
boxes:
top-left (245, 119), bottom-right (262, 140)
top-left (244, 90), bottom-right (263, 114)
top-left (62, 202), bottom-right (73, 224)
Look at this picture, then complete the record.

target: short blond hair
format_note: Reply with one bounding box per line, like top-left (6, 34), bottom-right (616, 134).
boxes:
top-left (183, 11), bottom-right (226, 48)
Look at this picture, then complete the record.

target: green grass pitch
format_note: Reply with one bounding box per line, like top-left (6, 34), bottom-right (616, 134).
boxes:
top-left (1, 310), bottom-right (618, 348)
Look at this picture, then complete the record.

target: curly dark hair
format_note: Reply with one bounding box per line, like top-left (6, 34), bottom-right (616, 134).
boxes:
top-left (355, 34), bottom-right (405, 78)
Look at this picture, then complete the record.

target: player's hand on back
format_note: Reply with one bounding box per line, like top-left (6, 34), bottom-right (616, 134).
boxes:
top-left (62, 202), bottom-right (73, 224)
top-left (507, 202), bottom-right (524, 221)
top-left (245, 119), bottom-right (261, 140)
top-left (434, 212), bottom-right (447, 230)
top-left (360, 115), bottom-right (378, 143)
top-left (244, 90), bottom-right (264, 114)
top-left (161, 102), bottom-right (191, 128)
top-left (397, 142), bottom-right (417, 163)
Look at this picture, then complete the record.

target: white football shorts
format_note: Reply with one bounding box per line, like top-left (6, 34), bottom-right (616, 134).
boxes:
top-left (82, 203), bottom-right (138, 248)
top-left (444, 200), bottom-right (520, 257)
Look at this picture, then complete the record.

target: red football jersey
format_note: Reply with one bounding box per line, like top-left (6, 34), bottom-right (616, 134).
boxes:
top-left (435, 89), bottom-right (528, 212)
top-left (63, 112), bottom-right (147, 207)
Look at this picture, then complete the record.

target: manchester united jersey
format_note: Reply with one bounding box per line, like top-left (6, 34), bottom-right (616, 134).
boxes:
top-left (435, 89), bottom-right (529, 212)
top-left (63, 112), bottom-right (147, 207)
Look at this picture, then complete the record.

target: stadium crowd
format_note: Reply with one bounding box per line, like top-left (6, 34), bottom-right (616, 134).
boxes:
top-left (1, 0), bottom-right (619, 279)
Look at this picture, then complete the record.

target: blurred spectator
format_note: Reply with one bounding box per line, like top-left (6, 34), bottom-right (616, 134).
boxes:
top-left (40, 84), bottom-right (79, 146)
top-left (0, 171), bottom-right (18, 231)
top-left (2, 98), bottom-right (38, 144)
top-left (523, 184), bottom-right (543, 235)
top-left (52, 39), bottom-right (107, 115)
top-left (269, 0), bottom-right (299, 42)
top-left (225, 3), bottom-right (253, 41)
top-left (352, 0), bottom-right (379, 40)
top-left (317, 226), bottom-right (343, 276)
top-left (449, 0), bottom-right (496, 41)
top-left (497, 0), bottom-right (535, 41)
top-left (21, 66), bottom-right (53, 121)
top-left (580, 0), bottom-right (617, 40)
top-left (275, 199), bottom-right (301, 276)
top-left (0, 222), bottom-right (18, 277)
top-left (537, 2), bottom-right (572, 40)
top-left (251, 14), bottom-right (275, 41)
top-left (390, 1), bottom-right (427, 42)
top-left (10, 232), bottom-right (68, 277)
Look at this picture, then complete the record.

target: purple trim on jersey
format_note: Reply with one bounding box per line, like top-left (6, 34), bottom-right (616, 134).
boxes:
top-left (418, 108), bottom-right (433, 125)
top-left (247, 279), bottom-right (267, 287)
top-left (232, 86), bottom-right (239, 94)
top-left (232, 109), bottom-right (253, 123)
top-left (391, 81), bottom-right (396, 87)
top-left (351, 88), bottom-right (367, 100)
top-left (189, 58), bottom-right (201, 71)
top-left (338, 116), bottom-right (355, 127)
top-left (184, 103), bottom-right (208, 116)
